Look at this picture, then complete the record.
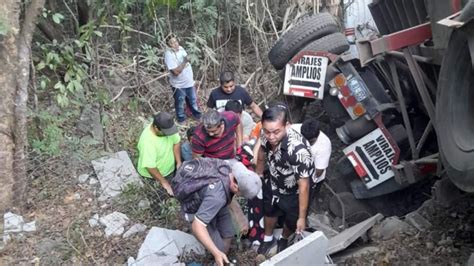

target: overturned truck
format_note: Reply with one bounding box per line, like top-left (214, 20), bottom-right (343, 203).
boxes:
top-left (269, 0), bottom-right (474, 219)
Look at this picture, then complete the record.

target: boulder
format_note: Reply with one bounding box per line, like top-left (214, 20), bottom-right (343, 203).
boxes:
top-left (76, 104), bottom-right (103, 141)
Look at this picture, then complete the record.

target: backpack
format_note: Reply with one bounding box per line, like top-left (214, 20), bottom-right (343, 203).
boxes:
top-left (172, 158), bottom-right (231, 213)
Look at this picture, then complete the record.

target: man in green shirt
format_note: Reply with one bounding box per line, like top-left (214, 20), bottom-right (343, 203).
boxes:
top-left (137, 112), bottom-right (182, 196)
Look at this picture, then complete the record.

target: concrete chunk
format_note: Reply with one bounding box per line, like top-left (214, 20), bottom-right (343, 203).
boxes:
top-left (99, 211), bottom-right (129, 237)
top-left (123, 224), bottom-right (147, 238)
top-left (4, 212), bottom-right (25, 233)
top-left (89, 214), bottom-right (100, 227)
top-left (376, 216), bottom-right (416, 240)
top-left (405, 211), bottom-right (432, 231)
top-left (91, 151), bottom-right (143, 199)
top-left (260, 231), bottom-right (328, 266)
top-left (327, 213), bottom-right (383, 255)
top-left (136, 227), bottom-right (205, 264)
top-left (307, 213), bottom-right (339, 238)
top-left (78, 174), bottom-right (90, 183)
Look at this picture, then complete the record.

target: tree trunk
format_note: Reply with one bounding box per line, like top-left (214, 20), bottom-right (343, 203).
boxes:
top-left (13, 0), bottom-right (46, 207)
top-left (37, 20), bottom-right (64, 41)
top-left (0, 0), bottom-right (20, 216)
top-left (76, 0), bottom-right (89, 27)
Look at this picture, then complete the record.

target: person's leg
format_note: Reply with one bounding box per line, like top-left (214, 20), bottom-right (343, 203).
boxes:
top-left (180, 141), bottom-right (193, 161)
top-left (172, 87), bottom-right (186, 122)
top-left (184, 86), bottom-right (201, 118)
top-left (206, 220), bottom-right (226, 252)
top-left (215, 207), bottom-right (234, 253)
top-left (258, 178), bottom-right (281, 255)
top-left (277, 195), bottom-right (300, 252)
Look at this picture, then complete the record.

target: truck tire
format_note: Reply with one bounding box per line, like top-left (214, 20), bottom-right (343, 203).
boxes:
top-left (436, 22), bottom-right (474, 192)
top-left (268, 12), bottom-right (338, 70)
top-left (299, 32), bottom-right (350, 56)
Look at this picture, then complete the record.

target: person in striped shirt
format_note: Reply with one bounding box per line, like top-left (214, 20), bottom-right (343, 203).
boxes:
top-left (191, 109), bottom-right (242, 159)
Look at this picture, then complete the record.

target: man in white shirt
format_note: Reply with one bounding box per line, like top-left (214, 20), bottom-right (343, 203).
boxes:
top-left (164, 35), bottom-right (201, 123)
top-left (292, 119), bottom-right (332, 193)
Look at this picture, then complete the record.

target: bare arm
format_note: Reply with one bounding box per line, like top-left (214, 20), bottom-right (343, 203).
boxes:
top-left (255, 147), bottom-right (265, 176)
top-left (250, 102), bottom-right (263, 118)
top-left (252, 138), bottom-right (261, 165)
top-left (296, 177), bottom-right (310, 233)
top-left (173, 143), bottom-right (182, 169)
top-left (170, 57), bottom-right (189, 76)
top-left (192, 152), bottom-right (202, 159)
top-left (146, 167), bottom-right (174, 196)
top-left (192, 218), bottom-right (229, 266)
top-left (236, 122), bottom-right (243, 148)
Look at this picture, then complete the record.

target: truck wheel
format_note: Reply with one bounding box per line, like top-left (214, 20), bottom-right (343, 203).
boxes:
top-left (299, 32), bottom-right (350, 56)
top-left (268, 12), bottom-right (338, 70)
top-left (436, 22), bottom-right (474, 192)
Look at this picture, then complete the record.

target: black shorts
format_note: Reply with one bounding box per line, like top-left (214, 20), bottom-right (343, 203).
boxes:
top-left (262, 179), bottom-right (300, 230)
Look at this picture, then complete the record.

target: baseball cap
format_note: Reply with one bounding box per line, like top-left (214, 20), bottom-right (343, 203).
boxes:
top-left (153, 112), bottom-right (178, 136)
top-left (227, 159), bottom-right (262, 199)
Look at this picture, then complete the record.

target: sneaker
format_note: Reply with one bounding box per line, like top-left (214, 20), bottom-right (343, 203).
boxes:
top-left (277, 238), bottom-right (288, 253)
top-left (257, 238), bottom-right (276, 255)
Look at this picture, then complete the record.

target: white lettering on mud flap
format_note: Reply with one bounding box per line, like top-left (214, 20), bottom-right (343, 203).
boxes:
top-left (283, 55), bottom-right (328, 99)
top-left (343, 128), bottom-right (396, 189)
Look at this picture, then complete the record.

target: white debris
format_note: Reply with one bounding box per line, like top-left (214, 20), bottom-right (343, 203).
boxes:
top-left (99, 211), bottom-right (129, 237)
top-left (89, 178), bottom-right (99, 185)
top-left (4, 212), bottom-right (25, 233)
top-left (78, 174), bottom-right (90, 183)
top-left (23, 221), bottom-right (36, 232)
top-left (89, 214), bottom-right (100, 227)
top-left (91, 151), bottom-right (143, 199)
top-left (132, 227), bottom-right (205, 265)
top-left (138, 199), bottom-right (151, 210)
top-left (123, 224), bottom-right (147, 238)
top-left (3, 212), bottom-right (36, 243)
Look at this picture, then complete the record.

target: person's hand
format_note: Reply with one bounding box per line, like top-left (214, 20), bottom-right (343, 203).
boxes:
top-left (176, 162), bottom-right (182, 169)
top-left (296, 217), bottom-right (306, 233)
top-left (163, 182), bottom-right (174, 196)
top-left (240, 224), bottom-right (249, 236)
top-left (213, 250), bottom-right (229, 266)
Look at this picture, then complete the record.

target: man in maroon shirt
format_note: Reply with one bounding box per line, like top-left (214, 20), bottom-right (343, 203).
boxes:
top-left (192, 109), bottom-right (243, 159)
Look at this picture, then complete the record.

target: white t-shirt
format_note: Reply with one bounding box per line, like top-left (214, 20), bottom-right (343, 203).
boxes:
top-left (164, 46), bottom-right (194, 89)
top-left (241, 111), bottom-right (256, 136)
top-left (291, 123), bottom-right (332, 183)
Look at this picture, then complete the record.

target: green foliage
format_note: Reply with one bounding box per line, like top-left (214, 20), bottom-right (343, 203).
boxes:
top-left (0, 19), bottom-right (9, 36)
top-left (34, 20), bottom-right (104, 108)
top-left (30, 111), bottom-right (65, 156)
top-left (180, 0), bottom-right (218, 40)
top-left (42, 8), bottom-right (65, 24)
top-left (140, 44), bottom-right (160, 67)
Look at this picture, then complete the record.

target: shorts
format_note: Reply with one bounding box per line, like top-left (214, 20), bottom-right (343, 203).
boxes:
top-left (198, 206), bottom-right (234, 252)
top-left (262, 179), bottom-right (300, 231)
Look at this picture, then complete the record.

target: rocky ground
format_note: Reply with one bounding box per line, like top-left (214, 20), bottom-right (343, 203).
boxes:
top-left (1, 97), bottom-right (473, 265)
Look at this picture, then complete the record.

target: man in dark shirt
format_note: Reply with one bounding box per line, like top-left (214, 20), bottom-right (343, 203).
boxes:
top-left (177, 158), bottom-right (262, 266)
top-left (192, 109), bottom-right (243, 159)
top-left (207, 71), bottom-right (263, 117)
top-left (255, 105), bottom-right (315, 256)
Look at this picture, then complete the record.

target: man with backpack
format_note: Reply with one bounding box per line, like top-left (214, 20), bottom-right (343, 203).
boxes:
top-left (172, 158), bottom-right (262, 266)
